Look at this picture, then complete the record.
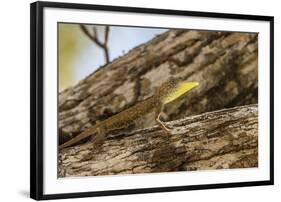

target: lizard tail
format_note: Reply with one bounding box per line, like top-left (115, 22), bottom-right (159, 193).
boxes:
top-left (59, 126), bottom-right (98, 150)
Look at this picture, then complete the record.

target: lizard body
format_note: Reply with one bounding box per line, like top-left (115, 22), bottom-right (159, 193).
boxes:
top-left (59, 78), bottom-right (199, 150)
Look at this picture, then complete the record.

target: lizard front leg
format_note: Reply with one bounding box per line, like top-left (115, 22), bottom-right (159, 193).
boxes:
top-left (155, 104), bottom-right (172, 133)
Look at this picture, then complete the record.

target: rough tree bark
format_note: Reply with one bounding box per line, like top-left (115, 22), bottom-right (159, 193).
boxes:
top-left (59, 29), bottom-right (258, 144)
top-left (59, 104), bottom-right (258, 177)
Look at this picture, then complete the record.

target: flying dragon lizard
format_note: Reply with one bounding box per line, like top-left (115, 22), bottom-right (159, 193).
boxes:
top-left (59, 77), bottom-right (199, 150)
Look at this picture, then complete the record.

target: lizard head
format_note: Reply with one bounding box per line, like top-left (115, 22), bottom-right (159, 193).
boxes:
top-left (158, 77), bottom-right (199, 104)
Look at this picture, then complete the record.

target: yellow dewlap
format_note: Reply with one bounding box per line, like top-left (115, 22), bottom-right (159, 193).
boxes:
top-left (162, 82), bottom-right (199, 104)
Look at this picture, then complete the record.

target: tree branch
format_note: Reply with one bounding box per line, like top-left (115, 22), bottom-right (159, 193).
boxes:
top-left (59, 30), bottom-right (258, 144)
top-left (80, 24), bottom-right (110, 63)
top-left (59, 104), bottom-right (258, 177)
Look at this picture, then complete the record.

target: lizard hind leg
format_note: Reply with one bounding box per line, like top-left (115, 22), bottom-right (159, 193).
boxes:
top-left (92, 126), bottom-right (106, 151)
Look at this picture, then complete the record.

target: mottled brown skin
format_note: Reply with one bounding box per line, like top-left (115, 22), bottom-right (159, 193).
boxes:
top-left (59, 78), bottom-right (193, 150)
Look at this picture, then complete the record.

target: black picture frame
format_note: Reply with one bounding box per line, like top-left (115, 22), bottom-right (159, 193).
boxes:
top-left (30, 1), bottom-right (274, 200)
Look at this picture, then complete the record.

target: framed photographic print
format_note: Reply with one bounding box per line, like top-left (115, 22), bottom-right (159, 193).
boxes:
top-left (30, 1), bottom-right (274, 200)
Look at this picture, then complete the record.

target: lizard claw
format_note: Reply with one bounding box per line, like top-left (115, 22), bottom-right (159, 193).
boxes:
top-left (156, 118), bottom-right (172, 133)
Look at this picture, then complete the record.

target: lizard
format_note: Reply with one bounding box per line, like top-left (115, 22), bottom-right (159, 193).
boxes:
top-left (59, 77), bottom-right (199, 150)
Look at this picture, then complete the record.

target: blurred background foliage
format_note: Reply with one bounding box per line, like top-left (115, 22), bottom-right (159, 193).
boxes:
top-left (58, 23), bottom-right (167, 92)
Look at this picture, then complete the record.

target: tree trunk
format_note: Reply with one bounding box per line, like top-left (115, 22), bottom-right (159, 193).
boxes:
top-left (58, 29), bottom-right (258, 144)
top-left (59, 104), bottom-right (258, 177)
